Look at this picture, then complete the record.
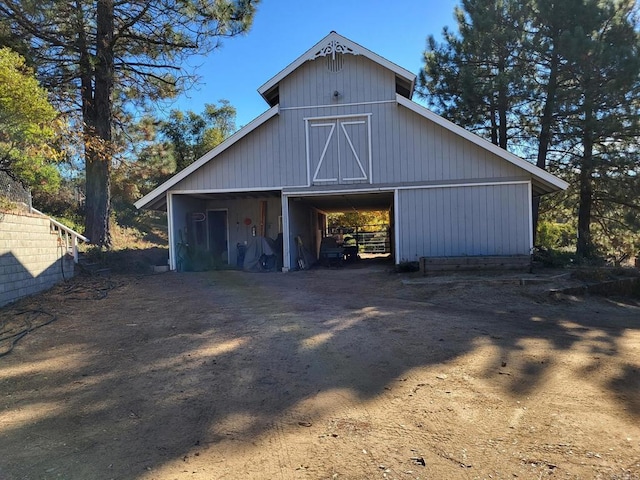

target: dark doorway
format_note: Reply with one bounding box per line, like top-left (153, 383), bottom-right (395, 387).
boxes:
top-left (207, 210), bottom-right (228, 263)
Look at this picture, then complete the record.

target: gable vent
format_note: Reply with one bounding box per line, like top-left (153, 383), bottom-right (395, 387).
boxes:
top-left (327, 53), bottom-right (344, 72)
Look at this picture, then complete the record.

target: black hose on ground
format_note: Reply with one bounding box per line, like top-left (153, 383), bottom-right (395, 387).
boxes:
top-left (0, 309), bottom-right (57, 357)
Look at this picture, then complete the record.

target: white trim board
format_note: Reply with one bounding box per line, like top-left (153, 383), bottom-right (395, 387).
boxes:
top-left (168, 187), bottom-right (285, 195)
top-left (283, 180), bottom-right (527, 197)
top-left (135, 105), bottom-right (280, 210)
top-left (528, 181), bottom-right (534, 253)
top-left (167, 193), bottom-right (176, 270)
top-left (258, 32), bottom-right (415, 103)
top-left (394, 189), bottom-right (400, 265)
top-left (282, 197), bottom-right (291, 271)
top-left (395, 95), bottom-right (569, 194)
top-left (303, 112), bottom-right (373, 121)
top-left (280, 99), bottom-right (395, 111)
top-left (283, 187), bottom-right (395, 197)
top-left (396, 180), bottom-right (530, 191)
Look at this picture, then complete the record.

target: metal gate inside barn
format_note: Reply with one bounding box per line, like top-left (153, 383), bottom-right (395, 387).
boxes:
top-left (328, 225), bottom-right (391, 255)
top-left (283, 190), bottom-right (395, 270)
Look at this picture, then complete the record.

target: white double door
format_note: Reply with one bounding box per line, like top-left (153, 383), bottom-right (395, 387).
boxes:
top-left (307, 115), bottom-right (371, 184)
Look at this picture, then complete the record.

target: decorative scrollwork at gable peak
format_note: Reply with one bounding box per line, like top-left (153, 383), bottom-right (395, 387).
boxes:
top-left (311, 39), bottom-right (359, 60)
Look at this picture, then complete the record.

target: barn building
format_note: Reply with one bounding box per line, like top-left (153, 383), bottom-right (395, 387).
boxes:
top-left (135, 32), bottom-right (567, 272)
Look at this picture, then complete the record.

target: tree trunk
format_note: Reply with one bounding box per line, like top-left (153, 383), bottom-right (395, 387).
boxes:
top-left (85, 148), bottom-right (111, 247)
top-left (84, 0), bottom-right (114, 247)
top-left (497, 59), bottom-right (508, 150)
top-left (532, 47), bottom-right (560, 245)
top-left (577, 105), bottom-right (594, 259)
top-left (576, 159), bottom-right (593, 259)
top-left (535, 56), bottom-right (559, 172)
top-left (489, 100), bottom-right (498, 146)
top-left (498, 92), bottom-right (508, 150)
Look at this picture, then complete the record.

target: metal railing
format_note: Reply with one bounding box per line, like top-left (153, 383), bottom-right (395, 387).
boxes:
top-left (30, 207), bottom-right (89, 263)
top-left (329, 225), bottom-right (391, 254)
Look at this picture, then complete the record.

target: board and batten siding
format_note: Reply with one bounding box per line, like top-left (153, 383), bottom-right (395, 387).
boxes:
top-left (374, 104), bottom-right (524, 184)
top-left (279, 54), bottom-right (396, 108)
top-left (397, 183), bottom-right (531, 260)
top-left (172, 100), bottom-right (527, 194)
top-left (172, 114), bottom-right (307, 191)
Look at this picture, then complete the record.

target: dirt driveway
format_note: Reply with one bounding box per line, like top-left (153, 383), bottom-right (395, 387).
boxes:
top-left (1, 264), bottom-right (639, 480)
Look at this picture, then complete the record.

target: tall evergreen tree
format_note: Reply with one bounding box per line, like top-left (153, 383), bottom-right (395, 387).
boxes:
top-left (528, 0), bottom-right (585, 238)
top-left (418, 0), bottom-right (532, 149)
top-left (0, 0), bottom-right (258, 247)
top-left (558, 0), bottom-right (640, 259)
top-left (420, 0), bottom-right (640, 261)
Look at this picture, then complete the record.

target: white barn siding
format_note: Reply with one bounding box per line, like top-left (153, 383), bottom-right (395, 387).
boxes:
top-left (374, 105), bottom-right (525, 184)
top-left (279, 55), bottom-right (396, 108)
top-left (172, 116), bottom-right (296, 191)
top-left (397, 183), bottom-right (531, 260)
top-left (204, 196), bottom-right (282, 255)
top-left (169, 99), bottom-right (527, 195)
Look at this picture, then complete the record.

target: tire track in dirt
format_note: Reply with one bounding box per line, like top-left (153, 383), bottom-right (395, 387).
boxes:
top-left (2, 268), bottom-right (639, 479)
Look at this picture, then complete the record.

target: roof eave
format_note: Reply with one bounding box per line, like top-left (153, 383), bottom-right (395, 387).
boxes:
top-left (258, 31), bottom-right (416, 104)
top-left (134, 104), bottom-right (280, 210)
top-left (396, 94), bottom-right (569, 193)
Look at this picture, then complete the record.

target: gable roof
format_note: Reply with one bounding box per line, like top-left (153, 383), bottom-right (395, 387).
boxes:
top-left (395, 95), bottom-right (569, 195)
top-left (135, 33), bottom-right (568, 211)
top-left (134, 105), bottom-right (279, 210)
top-left (258, 31), bottom-right (417, 107)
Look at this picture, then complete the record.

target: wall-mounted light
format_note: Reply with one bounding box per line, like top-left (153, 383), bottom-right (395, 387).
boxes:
top-left (333, 90), bottom-right (340, 99)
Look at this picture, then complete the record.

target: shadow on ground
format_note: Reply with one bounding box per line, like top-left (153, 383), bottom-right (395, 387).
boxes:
top-left (0, 265), bottom-right (638, 479)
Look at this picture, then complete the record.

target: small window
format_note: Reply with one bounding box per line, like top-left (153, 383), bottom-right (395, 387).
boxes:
top-left (326, 53), bottom-right (344, 72)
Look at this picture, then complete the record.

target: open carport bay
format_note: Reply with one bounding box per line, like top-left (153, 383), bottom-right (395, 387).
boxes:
top-left (284, 190), bottom-right (395, 268)
top-left (0, 267), bottom-right (639, 479)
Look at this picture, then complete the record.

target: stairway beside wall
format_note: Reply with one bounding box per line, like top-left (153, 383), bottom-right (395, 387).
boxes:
top-left (0, 211), bottom-right (75, 307)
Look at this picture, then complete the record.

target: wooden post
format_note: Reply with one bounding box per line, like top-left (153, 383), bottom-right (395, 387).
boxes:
top-left (73, 235), bottom-right (79, 263)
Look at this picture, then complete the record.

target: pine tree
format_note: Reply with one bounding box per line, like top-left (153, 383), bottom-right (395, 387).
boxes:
top-left (420, 0), bottom-right (640, 261)
top-left (558, 0), bottom-right (640, 259)
top-left (418, 0), bottom-right (532, 149)
top-left (0, 0), bottom-right (258, 247)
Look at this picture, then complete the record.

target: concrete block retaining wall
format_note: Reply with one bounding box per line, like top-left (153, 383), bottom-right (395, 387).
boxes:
top-left (0, 211), bottom-right (75, 307)
top-left (419, 255), bottom-right (531, 274)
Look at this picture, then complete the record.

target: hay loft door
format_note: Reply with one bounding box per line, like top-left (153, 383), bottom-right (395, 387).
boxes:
top-left (306, 114), bottom-right (372, 185)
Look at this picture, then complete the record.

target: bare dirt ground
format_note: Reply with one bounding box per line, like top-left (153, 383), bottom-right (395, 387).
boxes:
top-left (1, 261), bottom-right (639, 480)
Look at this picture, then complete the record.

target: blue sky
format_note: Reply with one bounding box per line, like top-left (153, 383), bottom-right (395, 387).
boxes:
top-left (170, 0), bottom-right (460, 127)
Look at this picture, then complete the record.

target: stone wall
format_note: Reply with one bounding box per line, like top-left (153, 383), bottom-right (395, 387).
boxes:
top-left (0, 211), bottom-right (75, 307)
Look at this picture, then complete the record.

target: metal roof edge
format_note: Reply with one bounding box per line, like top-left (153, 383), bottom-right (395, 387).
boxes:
top-left (395, 94), bottom-right (569, 192)
top-left (134, 104), bottom-right (280, 210)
